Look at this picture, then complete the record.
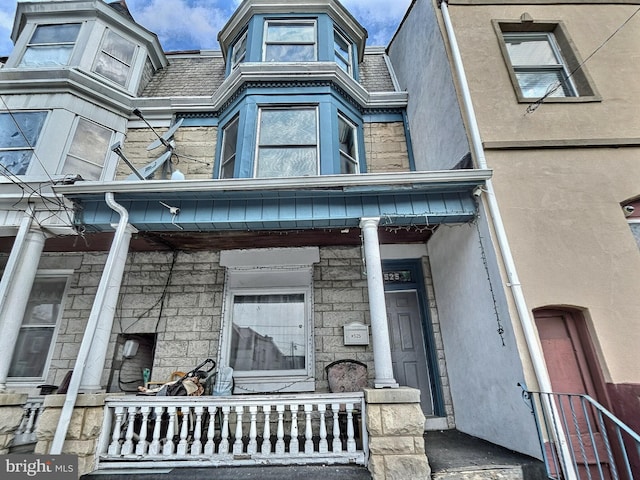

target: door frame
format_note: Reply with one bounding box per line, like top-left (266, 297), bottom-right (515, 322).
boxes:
top-left (382, 259), bottom-right (444, 416)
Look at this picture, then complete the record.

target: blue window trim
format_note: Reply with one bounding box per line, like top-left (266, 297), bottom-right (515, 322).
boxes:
top-left (382, 259), bottom-right (445, 417)
top-left (214, 89), bottom-right (367, 179)
top-left (227, 13), bottom-right (359, 80)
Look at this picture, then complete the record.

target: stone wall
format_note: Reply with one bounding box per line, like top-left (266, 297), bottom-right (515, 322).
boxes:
top-left (364, 122), bottom-right (410, 173)
top-left (118, 126), bottom-right (217, 180)
top-left (0, 393), bottom-right (27, 454)
top-left (365, 387), bottom-right (431, 480)
top-left (35, 394), bottom-right (109, 475)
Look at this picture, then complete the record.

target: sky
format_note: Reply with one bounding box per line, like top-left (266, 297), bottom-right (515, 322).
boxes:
top-left (0, 0), bottom-right (413, 56)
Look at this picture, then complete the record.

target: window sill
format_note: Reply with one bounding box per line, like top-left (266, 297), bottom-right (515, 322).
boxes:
top-left (516, 94), bottom-right (601, 104)
top-left (232, 377), bottom-right (315, 394)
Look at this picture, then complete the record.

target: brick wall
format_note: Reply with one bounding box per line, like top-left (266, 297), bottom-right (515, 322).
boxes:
top-left (364, 122), bottom-right (410, 173)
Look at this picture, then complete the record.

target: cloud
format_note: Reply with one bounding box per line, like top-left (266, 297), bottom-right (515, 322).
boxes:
top-left (0, 5), bottom-right (15, 56)
top-left (341, 0), bottom-right (413, 45)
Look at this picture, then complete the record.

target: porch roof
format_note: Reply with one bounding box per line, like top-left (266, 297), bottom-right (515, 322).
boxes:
top-left (55, 170), bottom-right (490, 232)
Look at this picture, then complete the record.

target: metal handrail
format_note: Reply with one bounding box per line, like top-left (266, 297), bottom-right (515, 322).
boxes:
top-left (520, 385), bottom-right (640, 480)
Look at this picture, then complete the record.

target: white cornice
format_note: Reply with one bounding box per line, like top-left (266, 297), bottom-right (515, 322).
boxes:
top-left (53, 169), bottom-right (493, 197)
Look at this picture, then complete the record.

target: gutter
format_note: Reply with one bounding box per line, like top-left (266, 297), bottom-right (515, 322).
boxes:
top-left (50, 193), bottom-right (130, 454)
top-left (438, 2), bottom-right (577, 477)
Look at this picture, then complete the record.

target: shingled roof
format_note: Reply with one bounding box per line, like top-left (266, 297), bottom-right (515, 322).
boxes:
top-left (141, 49), bottom-right (397, 98)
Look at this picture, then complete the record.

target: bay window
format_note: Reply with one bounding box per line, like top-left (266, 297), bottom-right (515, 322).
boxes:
top-left (256, 107), bottom-right (318, 178)
top-left (0, 111), bottom-right (47, 176)
top-left (263, 20), bottom-right (316, 62)
top-left (19, 23), bottom-right (81, 67)
top-left (62, 118), bottom-right (112, 180)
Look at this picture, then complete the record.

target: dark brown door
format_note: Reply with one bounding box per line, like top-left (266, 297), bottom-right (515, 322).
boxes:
top-left (386, 290), bottom-right (433, 416)
top-left (535, 309), bottom-right (613, 479)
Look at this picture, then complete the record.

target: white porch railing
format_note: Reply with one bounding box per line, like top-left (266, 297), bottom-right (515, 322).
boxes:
top-left (96, 392), bottom-right (367, 469)
top-left (11, 396), bottom-right (44, 447)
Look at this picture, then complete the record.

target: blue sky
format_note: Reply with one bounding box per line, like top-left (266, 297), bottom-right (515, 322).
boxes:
top-left (0, 0), bottom-right (413, 56)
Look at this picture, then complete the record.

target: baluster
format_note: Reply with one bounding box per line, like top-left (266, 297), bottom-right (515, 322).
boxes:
top-left (331, 403), bottom-right (341, 452)
top-left (16, 403), bottom-right (29, 435)
top-left (204, 405), bottom-right (217, 455)
top-left (318, 403), bottom-right (328, 453)
top-left (219, 405), bottom-right (230, 454)
top-left (346, 403), bottom-right (356, 453)
top-left (289, 404), bottom-right (299, 454)
top-left (177, 406), bottom-right (190, 455)
top-left (262, 405), bottom-right (272, 454)
top-left (135, 406), bottom-right (150, 455)
top-left (121, 406), bottom-right (137, 455)
top-left (24, 403), bottom-right (37, 435)
top-left (247, 405), bottom-right (258, 454)
top-left (191, 406), bottom-right (204, 455)
top-left (163, 406), bottom-right (177, 455)
top-left (108, 406), bottom-right (125, 456)
top-left (148, 406), bottom-right (163, 455)
top-left (233, 405), bottom-right (244, 454)
top-left (275, 404), bottom-right (285, 454)
top-left (304, 404), bottom-right (314, 454)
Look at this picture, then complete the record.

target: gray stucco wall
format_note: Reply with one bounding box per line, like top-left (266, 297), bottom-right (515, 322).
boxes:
top-left (387, 0), bottom-right (469, 171)
top-left (427, 210), bottom-right (541, 458)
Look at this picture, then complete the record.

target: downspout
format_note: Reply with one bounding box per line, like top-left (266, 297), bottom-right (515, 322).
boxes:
top-left (439, 2), bottom-right (576, 477)
top-left (50, 192), bottom-right (129, 454)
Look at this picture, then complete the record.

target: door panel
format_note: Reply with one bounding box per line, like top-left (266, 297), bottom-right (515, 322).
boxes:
top-left (386, 290), bottom-right (434, 416)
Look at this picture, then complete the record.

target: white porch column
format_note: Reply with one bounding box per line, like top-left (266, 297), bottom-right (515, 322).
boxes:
top-left (0, 223), bottom-right (46, 391)
top-left (80, 224), bottom-right (136, 392)
top-left (359, 217), bottom-right (398, 388)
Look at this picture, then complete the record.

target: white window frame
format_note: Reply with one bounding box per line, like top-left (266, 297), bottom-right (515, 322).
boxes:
top-left (61, 117), bottom-right (113, 181)
top-left (334, 28), bottom-right (352, 74)
top-left (254, 106), bottom-right (320, 178)
top-left (338, 112), bottom-right (359, 174)
top-left (219, 248), bottom-right (319, 393)
top-left (231, 30), bottom-right (248, 69)
top-left (7, 270), bottom-right (71, 385)
top-left (263, 19), bottom-right (317, 62)
top-left (502, 32), bottom-right (577, 98)
top-left (93, 28), bottom-right (138, 87)
top-left (18, 23), bottom-right (81, 68)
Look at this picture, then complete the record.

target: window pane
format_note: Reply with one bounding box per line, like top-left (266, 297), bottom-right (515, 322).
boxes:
top-left (259, 109), bottom-right (316, 145)
top-left (257, 147), bottom-right (317, 177)
top-left (221, 117), bottom-right (239, 178)
top-left (265, 44), bottom-right (315, 62)
top-left (515, 70), bottom-right (571, 98)
top-left (230, 294), bottom-right (306, 372)
top-left (94, 53), bottom-right (131, 85)
top-left (334, 31), bottom-right (351, 72)
top-left (232, 32), bottom-right (247, 67)
top-left (8, 328), bottom-right (54, 378)
top-left (505, 37), bottom-right (558, 66)
top-left (22, 278), bottom-right (66, 326)
top-left (0, 112), bottom-right (47, 148)
top-left (102, 31), bottom-right (136, 64)
top-left (20, 45), bottom-right (74, 67)
top-left (266, 23), bottom-right (314, 43)
top-left (31, 24), bottom-right (80, 44)
top-left (341, 154), bottom-right (357, 174)
top-left (0, 151), bottom-right (32, 175)
top-left (64, 118), bottom-right (111, 179)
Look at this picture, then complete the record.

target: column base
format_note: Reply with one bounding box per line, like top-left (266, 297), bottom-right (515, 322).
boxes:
top-left (374, 378), bottom-right (399, 389)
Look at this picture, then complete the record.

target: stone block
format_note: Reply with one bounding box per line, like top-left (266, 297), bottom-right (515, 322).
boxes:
top-left (366, 404), bottom-right (382, 436)
top-left (380, 404), bottom-right (425, 436)
top-left (0, 407), bottom-right (25, 434)
top-left (384, 454), bottom-right (431, 480)
top-left (369, 435), bottom-right (417, 455)
top-left (0, 393), bottom-right (28, 406)
top-left (364, 387), bottom-right (421, 404)
top-left (62, 438), bottom-right (98, 456)
top-left (35, 409), bottom-right (60, 440)
top-left (368, 454), bottom-right (386, 480)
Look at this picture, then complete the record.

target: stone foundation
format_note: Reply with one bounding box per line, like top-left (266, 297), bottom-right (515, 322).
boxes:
top-left (0, 393), bottom-right (28, 454)
top-left (364, 387), bottom-right (431, 480)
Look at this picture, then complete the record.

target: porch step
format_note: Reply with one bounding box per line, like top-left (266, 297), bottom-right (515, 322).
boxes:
top-left (424, 430), bottom-right (547, 480)
top-left (81, 465), bottom-right (372, 480)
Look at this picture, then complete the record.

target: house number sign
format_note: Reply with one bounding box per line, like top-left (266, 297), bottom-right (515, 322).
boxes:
top-left (343, 322), bottom-right (370, 345)
top-left (383, 270), bottom-right (413, 283)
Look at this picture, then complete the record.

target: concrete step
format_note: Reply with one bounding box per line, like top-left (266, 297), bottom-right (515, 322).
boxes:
top-left (424, 430), bottom-right (547, 480)
top-left (81, 465), bottom-right (372, 480)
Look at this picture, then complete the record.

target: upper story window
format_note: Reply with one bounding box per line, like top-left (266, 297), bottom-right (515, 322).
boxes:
top-left (63, 118), bottom-right (112, 180)
top-left (94, 30), bottom-right (137, 86)
top-left (9, 275), bottom-right (68, 381)
top-left (263, 20), bottom-right (317, 62)
top-left (256, 107), bottom-right (318, 177)
top-left (338, 114), bottom-right (358, 174)
top-left (19, 23), bottom-right (81, 67)
top-left (334, 29), bottom-right (352, 74)
top-left (231, 31), bottom-right (248, 69)
top-left (503, 32), bottom-right (575, 98)
top-left (0, 111), bottom-right (47, 176)
top-left (496, 21), bottom-right (598, 103)
top-left (220, 115), bottom-right (239, 179)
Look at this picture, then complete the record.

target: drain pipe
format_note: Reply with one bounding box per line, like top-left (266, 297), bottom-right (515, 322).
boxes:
top-left (439, 2), bottom-right (576, 477)
top-left (50, 192), bottom-right (130, 454)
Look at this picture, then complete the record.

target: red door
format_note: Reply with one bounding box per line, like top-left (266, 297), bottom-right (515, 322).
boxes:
top-left (534, 309), bottom-right (613, 479)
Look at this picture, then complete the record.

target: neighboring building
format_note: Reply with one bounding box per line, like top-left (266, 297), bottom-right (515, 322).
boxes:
top-left (389, 0), bottom-right (640, 475)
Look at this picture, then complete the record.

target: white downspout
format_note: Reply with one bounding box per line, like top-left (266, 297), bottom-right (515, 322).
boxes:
top-left (50, 192), bottom-right (131, 454)
top-left (439, 2), bottom-right (576, 478)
